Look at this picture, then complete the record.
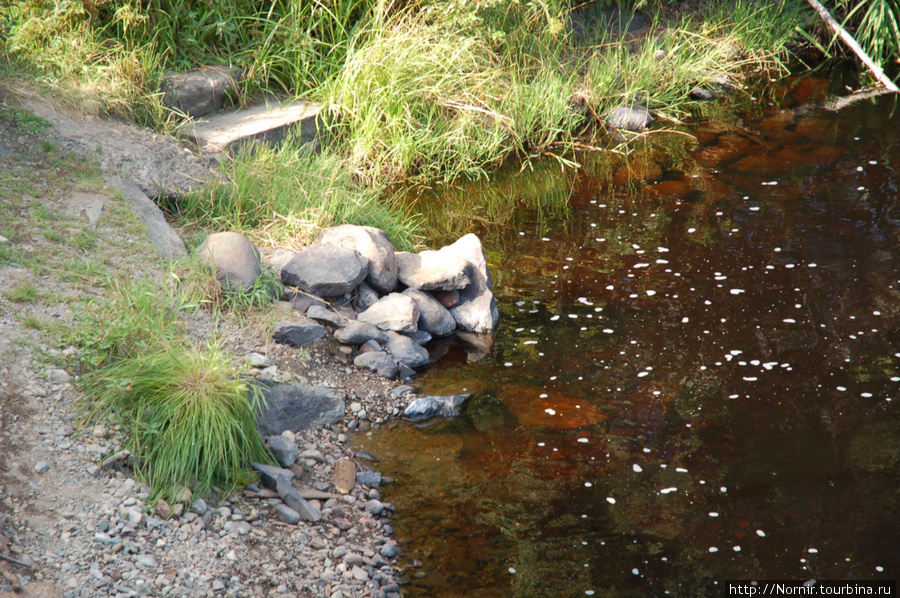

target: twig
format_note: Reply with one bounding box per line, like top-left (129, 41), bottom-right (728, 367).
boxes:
top-left (0, 554), bottom-right (30, 568)
top-left (100, 449), bottom-right (131, 469)
top-left (804, 0), bottom-right (899, 92)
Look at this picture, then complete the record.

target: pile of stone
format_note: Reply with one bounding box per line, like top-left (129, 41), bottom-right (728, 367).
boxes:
top-left (200, 225), bottom-right (499, 380)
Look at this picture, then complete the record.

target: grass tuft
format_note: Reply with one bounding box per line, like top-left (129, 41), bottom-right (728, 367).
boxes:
top-left (79, 343), bottom-right (272, 501)
top-left (174, 138), bottom-right (422, 252)
top-left (3, 281), bottom-right (39, 303)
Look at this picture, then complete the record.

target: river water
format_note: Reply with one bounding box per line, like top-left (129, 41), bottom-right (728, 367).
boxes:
top-left (355, 74), bottom-right (900, 596)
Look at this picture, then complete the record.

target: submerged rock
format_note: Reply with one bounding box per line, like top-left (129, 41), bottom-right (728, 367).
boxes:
top-left (606, 104), bottom-right (653, 133)
top-left (403, 394), bottom-right (471, 420)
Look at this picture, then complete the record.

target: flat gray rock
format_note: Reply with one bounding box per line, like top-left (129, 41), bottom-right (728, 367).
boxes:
top-left (274, 503), bottom-right (301, 525)
top-left (403, 394), bottom-right (471, 420)
top-left (353, 351), bottom-right (399, 379)
top-left (358, 293), bottom-right (419, 333)
top-left (334, 321), bottom-right (390, 345)
top-left (281, 243), bottom-right (368, 297)
top-left (197, 232), bottom-right (261, 290)
top-left (184, 98), bottom-right (321, 154)
top-left (385, 332), bottom-right (430, 370)
top-left (445, 234), bottom-right (500, 333)
top-left (318, 225), bottom-right (398, 294)
top-left (254, 380), bottom-right (346, 435)
top-left (403, 289), bottom-right (457, 337)
top-left (251, 462), bottom-right (295, 490)
top-left (107, 176), bottom-right (186, 259)
top-left (273, 321), bottom-right (325, 347)
top-left (276, 474), bottom-right (322, 522)
top-left (396, 249), bottom-right (470, 291)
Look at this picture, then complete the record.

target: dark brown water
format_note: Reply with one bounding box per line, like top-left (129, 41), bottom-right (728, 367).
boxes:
top-left (357, 75), bottom-right (900, 597)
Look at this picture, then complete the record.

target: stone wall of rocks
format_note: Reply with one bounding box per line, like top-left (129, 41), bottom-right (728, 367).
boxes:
top-left (201, 225), bottom-right (499, 380)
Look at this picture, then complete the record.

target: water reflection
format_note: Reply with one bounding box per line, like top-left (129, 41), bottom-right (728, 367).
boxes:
top-left (358, 76), bottom-right (900, 597)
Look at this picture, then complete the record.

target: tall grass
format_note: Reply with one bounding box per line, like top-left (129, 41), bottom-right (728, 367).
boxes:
top-left (79, 343), bottom-right (272, 501)
top-left (835, 0), bottom-right (900, 75)
top-left (174, 138), bottom-right (422, 251)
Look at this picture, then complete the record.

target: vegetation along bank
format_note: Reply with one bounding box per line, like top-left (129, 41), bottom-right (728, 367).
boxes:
top-left (1, 0), bottom-right (899, 595)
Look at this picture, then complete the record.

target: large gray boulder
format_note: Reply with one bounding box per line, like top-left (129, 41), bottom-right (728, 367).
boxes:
top-left (254, 380), bottom-right (346, 435)
top-left (317, 225), bottom-right (398, 294)
top-left (385, 332), bottom-right (430, 370)
top-left (444, 234), bottom-right (499, 333)
top-left (197, 232), bottom-right (261, 291)
top-left (159, 66), bottom-right (244, 118)
top-left (358, 293), bottom-right (419, 334)
top-left (396, 249), bottom-right (470, 291)
top-left (403, 289), bottom-right (457, 337)
top-left (281, 243), bottom-right (368, 296)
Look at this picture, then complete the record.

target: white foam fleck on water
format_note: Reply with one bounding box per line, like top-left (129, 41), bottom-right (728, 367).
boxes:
top-left (721, 486), bottom-right (728, 493)
top-left (682, 317), bottom-right (690, 323)
top-left (657, 259), bottom-right (669, 264)
top-left (634, 263), bottom-right (650, 268)
top-left (584, 482), bottom-right (592, 487)
top-left (784, 319), bottom-right (796, 324)
top-left (632, 568), bottom-right (639, 575)
top-left (538, 442), bottom-right (546, 447)
top-left (633, 464), bottom-right (643, 473)
top-left (808, 548), bottom-right (818, 554)
top-left (869, 160), bottom-right (877, 165)
top-left (877, 566), bottom-right (884, 572)
top-left (542, 237), bottom-right (549, 241)
top-left (539, 393), bottom-right (548, 398)
top-left (729, 394), bottom-right (739, 399)
top-left (646, 290), bottom-right (657, 296)
top-left (586, 591), bottom-right (595, 596)
top-left (660, 487), bottom-right (678, 494)
top-left (606, 285), bottom-right (614, 290)
top-left (837, 386), bottom-right (847, 391)
top-left (568, 314), bottom-right (578, 319)
top-left (643, 448), bottom-right (651, 453)
top-left (504, 362), bottom-right (513, 367)
top-left (757, 530), bottom-right (766, 537)
top-left (550, 315), bottom-right (560, 321)
top-left (734, 546), bottom-right (741, 552)
top-left (508, 568), bottom-right (516, 574)
top-left (688, 228), bottom-right (696, 233)
top-left (749, 206), bottom-right (760, 211)
top-left (857, 166), bottom-right (864, 172)
top-left (603, 329), bottom-right (614, 334)
top-left (607, 497), bottom-right (616, 504)
top-left (637, 372), bottom-right (648, 378)
top-left (862, 392), bottom-right (873, 398)
top-left (857, 186), bottom-right (865, 191)
top-left (709, 512), bottom-right (719, 517)
top-left (578, 438), bottom-right (589, 443)
top-left (523, 340), bottom-right (538, 345)
top-left (730, 289), bottom-right (745, 295)
top-left (709, 547), bottom-right (719, 553)
top-left (676, 467), bottom-right (688, 473)
top-left (658, 247), bottom-right (670, 252)
top-left (545, 408), bottom-right (556, 415)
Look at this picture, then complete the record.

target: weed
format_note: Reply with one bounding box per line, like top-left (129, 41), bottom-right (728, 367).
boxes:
top-left (78, 342), bottom-right (273, 501)
top-left (44, 229), bottom-right (63, 243)
top-left (58, 256), bottom-right (108, 285)
top-left (0, 105), bottom-right (51, 135)
top-left (66, 276), bottom-right (186, 371)
top-left (41, 139), bottom-right (56, 152)
top-left (3, 281), bottom-right (38, 303)
top-left (170, 257), bottom-right (282, 315)
top-left (31, 203), bottom-right (50, 220)
top-left (71, 230), bottom-right (99, 251)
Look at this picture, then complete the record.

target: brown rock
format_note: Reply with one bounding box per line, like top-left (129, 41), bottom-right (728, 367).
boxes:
top-left (334, 458), bottom-right (357, 494)
top-left (432, 289), bottom-right (460, 309)
top-left (155, 499), bottom-right (173, 520)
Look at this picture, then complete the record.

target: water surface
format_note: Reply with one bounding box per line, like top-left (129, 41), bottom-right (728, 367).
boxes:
top-left (357, 75), bottom-right (900, 597)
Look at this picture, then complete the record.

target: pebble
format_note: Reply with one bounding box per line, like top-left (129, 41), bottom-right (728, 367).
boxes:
top-left (34, 461), bottom-right (50, 474)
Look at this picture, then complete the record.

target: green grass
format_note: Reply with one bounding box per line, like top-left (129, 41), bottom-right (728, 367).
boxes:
top-left (3, 281), bottom-right (39, 303)
top-left (78, 342), bottom-right (273, 502)
top-left (71, 230), bottom-right (99, 251)
top-left (44, 229), bottom-right (63, 243)
top-left (170, 255), bottom-right (283, 315)
top-left (174, 138), bottom-right (423, 251)
top-left (65, 276), bottom-right (186, 371)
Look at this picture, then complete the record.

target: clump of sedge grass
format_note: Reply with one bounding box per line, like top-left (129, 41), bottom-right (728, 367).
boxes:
top-left (79, 343), bottom-right (272, 502)
top-left (3, 281), bottom-right (39, 303)
top-left (169, 256), bottom-right (282, 315)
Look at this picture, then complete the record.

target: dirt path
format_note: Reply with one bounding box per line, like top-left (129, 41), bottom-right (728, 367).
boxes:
top-left (0, 83), bottom-right (407, 598)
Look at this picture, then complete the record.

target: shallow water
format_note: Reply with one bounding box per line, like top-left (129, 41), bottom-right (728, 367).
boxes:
top-left (356, 75), bottom-right (900, 597)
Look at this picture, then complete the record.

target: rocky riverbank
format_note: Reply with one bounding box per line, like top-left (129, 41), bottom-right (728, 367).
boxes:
top-left (0, 83), bottom-right (472, 598)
